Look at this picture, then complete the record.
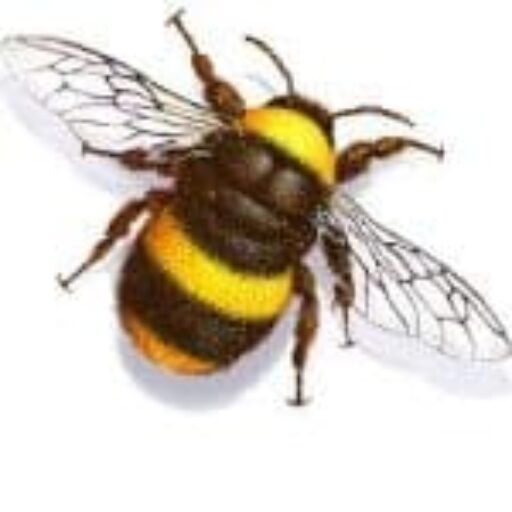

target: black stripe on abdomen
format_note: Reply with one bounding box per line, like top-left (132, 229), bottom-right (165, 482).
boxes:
top-left (174, 198), bottom-right (292, 274)
top-left (119, 245), bottom-right (275, 365)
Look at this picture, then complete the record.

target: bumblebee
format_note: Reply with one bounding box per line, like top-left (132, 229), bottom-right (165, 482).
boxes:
top-left (2, 12), bottom-right (510, 405)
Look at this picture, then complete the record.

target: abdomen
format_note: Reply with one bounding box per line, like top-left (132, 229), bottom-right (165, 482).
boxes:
top-left (118, 205), bottom-right (294, 374)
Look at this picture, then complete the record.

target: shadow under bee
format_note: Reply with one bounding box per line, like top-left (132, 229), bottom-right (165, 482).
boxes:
top-left (354, 324), bottom-right (512, 398)
top-left (116, 303), bottom-right (298, 411)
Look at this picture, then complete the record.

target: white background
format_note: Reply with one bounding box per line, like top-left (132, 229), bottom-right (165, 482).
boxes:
top-left (1, 1), bottom-right (512, 511)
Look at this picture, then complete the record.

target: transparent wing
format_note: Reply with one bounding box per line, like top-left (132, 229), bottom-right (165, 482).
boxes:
top-left (0, 35), bottom-right (225, 154)
top-left (319, 192), bottom-right (511, 361)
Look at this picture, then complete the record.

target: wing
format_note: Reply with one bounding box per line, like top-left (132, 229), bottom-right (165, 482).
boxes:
top-left (0, 35), bottom-right (225, 159)
top-left (318, 192), bottom-right (511, 361)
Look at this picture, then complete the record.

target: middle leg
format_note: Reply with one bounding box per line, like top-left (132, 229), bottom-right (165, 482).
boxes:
top-left (321, 230), bottom-right (355, 348)
top-left (82, 143), bottom-right (196, 176)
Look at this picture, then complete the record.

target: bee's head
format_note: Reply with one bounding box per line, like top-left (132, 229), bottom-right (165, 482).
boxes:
top-left (240, 38), bottom-right (338, 186)
top-left (241, 96), bottom-right (337, 187)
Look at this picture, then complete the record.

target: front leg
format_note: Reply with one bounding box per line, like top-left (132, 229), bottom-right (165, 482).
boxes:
top-left (289, 263), bottom-right (319, 407)
top-left (336, 136), bottom-right (444, 183)
top-left (167, 10), bottom-right (245, 119)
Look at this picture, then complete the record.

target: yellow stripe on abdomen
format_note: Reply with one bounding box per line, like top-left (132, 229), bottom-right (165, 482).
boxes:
top-left (242, 107), bottom-right (336, 186)
top-left (143, 209), bottom-right (294, 322)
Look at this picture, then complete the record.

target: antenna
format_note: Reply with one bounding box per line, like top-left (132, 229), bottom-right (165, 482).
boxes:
top-left (245, 35), bottom-right (296, 95)
top-left (331, 105), bottom-right (415, 127)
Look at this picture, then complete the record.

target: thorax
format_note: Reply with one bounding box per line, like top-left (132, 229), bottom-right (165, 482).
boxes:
top-left (174, 131), bottom-right (327, 266)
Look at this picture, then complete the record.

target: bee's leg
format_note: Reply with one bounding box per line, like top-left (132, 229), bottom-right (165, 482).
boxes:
top-left (166, 10), bottom-right (245, 118)
top-left (82, 143), bottom-right (195, 176)
top-left (336, 136), bottom-right (444, 183)
top-left (321, 232), bottom-right (355, 348)
top-left (56, 190), bottom-right (169, 292)
top-left (288, 263), bottom-right (319, 407)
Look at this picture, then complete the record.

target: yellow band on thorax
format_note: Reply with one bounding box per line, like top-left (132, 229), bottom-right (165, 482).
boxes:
top-left (242, 107), bottom-right (336, 186)
top-left (144, 209), bottom-right (294, 322)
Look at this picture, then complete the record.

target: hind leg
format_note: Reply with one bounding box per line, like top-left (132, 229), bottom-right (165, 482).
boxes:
top-left (288, 263), bottom-right (319, 407)
top-left (57, 190), bottom-right (169, 291)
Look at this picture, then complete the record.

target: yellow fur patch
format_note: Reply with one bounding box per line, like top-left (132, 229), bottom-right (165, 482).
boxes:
top-left (242, 107), bottom-right (335, 185)
top-left (122, 309), bottom-right (217, 375)
top-left (143, 209), bottom-right (294, 321)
